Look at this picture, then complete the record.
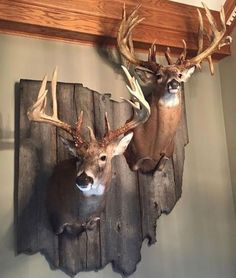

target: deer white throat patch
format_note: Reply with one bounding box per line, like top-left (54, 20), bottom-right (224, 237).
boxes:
top-left (159, 92), bottom-right (180, 107)
top-left (83, 183), bottom-right (105, 197)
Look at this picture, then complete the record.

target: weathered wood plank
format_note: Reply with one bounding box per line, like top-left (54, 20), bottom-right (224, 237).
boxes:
top-left (75, 85), bottom-right (101, 271)
top-left (99, 95), bottom-right (118, 269)
top-left (172, 88), bottom-right (188, 201)
top-left (113, 101), bottom-right (142, 276)
top-left (56, 83), bottom-right (77, 162)
top-left (16, 79), bottom-right (188, 277)
top-left (55, 83), bottom-right (89, 273)
top-left (17, 80), bottom-right (59, 266)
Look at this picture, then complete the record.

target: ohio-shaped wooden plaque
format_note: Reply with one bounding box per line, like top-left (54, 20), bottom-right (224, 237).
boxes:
top-left (15, 79), bottom-right (188, 276)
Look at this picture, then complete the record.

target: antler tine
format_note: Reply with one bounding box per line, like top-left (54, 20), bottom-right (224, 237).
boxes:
top-left (219, 35), bottom-right (232, 49)
top-left (74, 111), bottom-right (85, 146)
top-left (102, 66), bottom-right (150, 144)
top-left (117, 4), bottom-right (159, 71)
top-left (87, 126), bottom-right (96, 142)
top-left (188, 3), bottom-right (232, 73)
top-left (51, 67), bottom-right (58, 118)
top-left (202, 2), bottom-right (218, 34)
top-left (176, 40), bottom-right (187, 65)
top-left (219, 5), bottom-right (226, 32)
top-left (148, 41), bottom-right (157, 62)
top-left (180, 40), bottom-right (187, 61)
top-left (27, 69), bottom-right (77, 138)
top-left (197, 9), bottom-right (204, 55)
top-left (104, 112), bottom-right (111, 135)
top-left (165, 47), bottom-right (173, 65)
top-left (117, 5), bottom-right (144, 64)
top-left (207, 56), bottom-right (214, 74)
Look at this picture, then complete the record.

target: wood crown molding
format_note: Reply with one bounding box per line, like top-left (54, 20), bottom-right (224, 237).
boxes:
top-left (224, 0), bottom-right (236, 35)
top-left (0, 0), bottom-right (235, 60)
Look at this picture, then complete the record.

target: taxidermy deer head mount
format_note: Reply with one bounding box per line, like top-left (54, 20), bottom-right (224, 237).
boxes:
top-left (117, 3), bottom-right (232, 173)
top-left (27, 67), bottom-right (150, 234)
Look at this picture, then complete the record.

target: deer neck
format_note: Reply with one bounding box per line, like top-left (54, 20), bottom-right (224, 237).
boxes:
top-left (78, 192), bottom-right (105, 222)
top-left (159, 91), bottom-right (180, 107)
top-left (151, 91), bottom-right (182, 137)
top-left (155, 86), bottom-right (181, 108)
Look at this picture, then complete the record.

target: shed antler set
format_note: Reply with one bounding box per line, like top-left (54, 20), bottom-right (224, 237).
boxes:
top-left (27, 3), bottom-right (231, 235)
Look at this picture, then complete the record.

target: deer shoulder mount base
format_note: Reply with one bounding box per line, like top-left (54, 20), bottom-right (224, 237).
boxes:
top-left (117, 3), bottom-right (232, 173)
top-left (27, 66), bottom-right (150, 236)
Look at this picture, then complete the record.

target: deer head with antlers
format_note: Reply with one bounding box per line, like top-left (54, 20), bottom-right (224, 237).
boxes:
top-left (117, 3), bottom-right (232, 173)
top-left (27, 67), bottom-right (150, 235)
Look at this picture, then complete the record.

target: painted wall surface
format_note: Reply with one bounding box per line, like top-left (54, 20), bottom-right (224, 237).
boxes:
top-left (0, 33), bottom-right (236, 278)
top-left (219, 30), bottom-right (236, 210)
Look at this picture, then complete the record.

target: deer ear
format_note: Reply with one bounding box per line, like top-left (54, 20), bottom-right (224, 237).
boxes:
top-left (182, 66), bottom-right (195, 82)
top-left (113, 132), bottom-right (133, 157)
top-left (60, 136), bottom-right (77, 157)
top-left (135, 67), bottom-right (156, 85)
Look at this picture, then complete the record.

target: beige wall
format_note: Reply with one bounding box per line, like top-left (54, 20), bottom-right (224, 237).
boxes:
top-left (219, 30), bottom-right (236, 211)
top-left (0, 34), bottom-right (236, 278)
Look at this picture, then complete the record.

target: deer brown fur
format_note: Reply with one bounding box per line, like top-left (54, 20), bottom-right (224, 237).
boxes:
top-left (117, 3), bottom-right (232, 173)
top-left (27, 67), bottom-right (150, 235)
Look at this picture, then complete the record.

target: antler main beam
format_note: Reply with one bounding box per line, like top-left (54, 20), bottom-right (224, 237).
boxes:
top-left (27, 68), bottom-right (84, 146)
top-left (188, 3), bottom-right (232, 74)
top-left (102, 65), bottom-right (150, 144)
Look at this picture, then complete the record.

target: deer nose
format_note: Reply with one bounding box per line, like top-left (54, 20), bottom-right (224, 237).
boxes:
top-left (76, 172), bottom-right (94, 188)
top-left (167, 79), bottom-right (180, 94)
top-left (168, 79), bottom-right (180, 89)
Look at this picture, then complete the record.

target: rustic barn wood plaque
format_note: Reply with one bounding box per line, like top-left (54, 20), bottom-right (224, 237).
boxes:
top-left (15, 79), bottom-right (188, 276)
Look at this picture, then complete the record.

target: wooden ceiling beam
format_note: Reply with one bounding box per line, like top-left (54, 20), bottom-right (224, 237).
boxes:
top-left (0, 0), bottom-right (233, 60)
top-left (224, 0), bottom-right (236, 35)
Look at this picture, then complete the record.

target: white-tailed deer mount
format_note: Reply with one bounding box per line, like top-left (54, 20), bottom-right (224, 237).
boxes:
top-left (117, 3), bottom-right (232, 173)
top-left (27, 67), bottom-right (150, 235)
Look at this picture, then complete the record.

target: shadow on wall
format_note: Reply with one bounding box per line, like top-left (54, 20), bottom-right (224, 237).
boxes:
top-left (0, 211), bottom-right (14, 252)
top-left (0, 113), bottom-right (14, 150)
top-left (0, 83), bottom-right (20, 151)
top-left (94, 36), bottom-right (156, 99)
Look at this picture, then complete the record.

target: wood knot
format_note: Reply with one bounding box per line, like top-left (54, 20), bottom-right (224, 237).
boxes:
top-left (116, 222), bottom-right (121, 232)
top-left (154, 202), bottom-right (158, 210)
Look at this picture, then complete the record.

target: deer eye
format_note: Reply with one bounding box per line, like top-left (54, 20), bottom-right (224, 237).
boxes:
top-left (99, 155), bottom-right (107, 162)
top-left (156, 74), bottom-right (162, 80)
top-left (178, 73), bottom-right (183, 78)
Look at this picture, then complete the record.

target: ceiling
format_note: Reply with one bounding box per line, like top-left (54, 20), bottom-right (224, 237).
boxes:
top-left (172, 0), bottom-right (225, 10)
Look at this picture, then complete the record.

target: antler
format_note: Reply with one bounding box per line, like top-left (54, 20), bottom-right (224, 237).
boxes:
top-left (187, 3), bottom-right (232, 74)
top-left (101, 65), bottom-right (150, 145)
top-left (117, 4), bottom-right (160, 72)
top-left (27, 68), bottom-right (85, 147)
top-left (28, 67), bottom-right (149, 148)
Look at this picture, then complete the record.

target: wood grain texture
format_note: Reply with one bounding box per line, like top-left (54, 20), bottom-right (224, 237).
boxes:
top-left (0, 0), bottom-right (231, 60)
top-left (224, 0), bottom-right (236, 35)
top-left (16, 79), bottom-right (188, 276)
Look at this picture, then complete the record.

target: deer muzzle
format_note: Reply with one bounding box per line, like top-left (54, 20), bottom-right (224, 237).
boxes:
top-left (167, 79), bottom-right (180, 94)
top-left (75, 172), bottom-right (94, 192)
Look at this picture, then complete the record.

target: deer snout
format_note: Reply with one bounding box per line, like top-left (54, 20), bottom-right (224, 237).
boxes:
top-left (167, 79), bottom-right (180, 94)
top-left (75, 172), bottom-right (94, 192)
